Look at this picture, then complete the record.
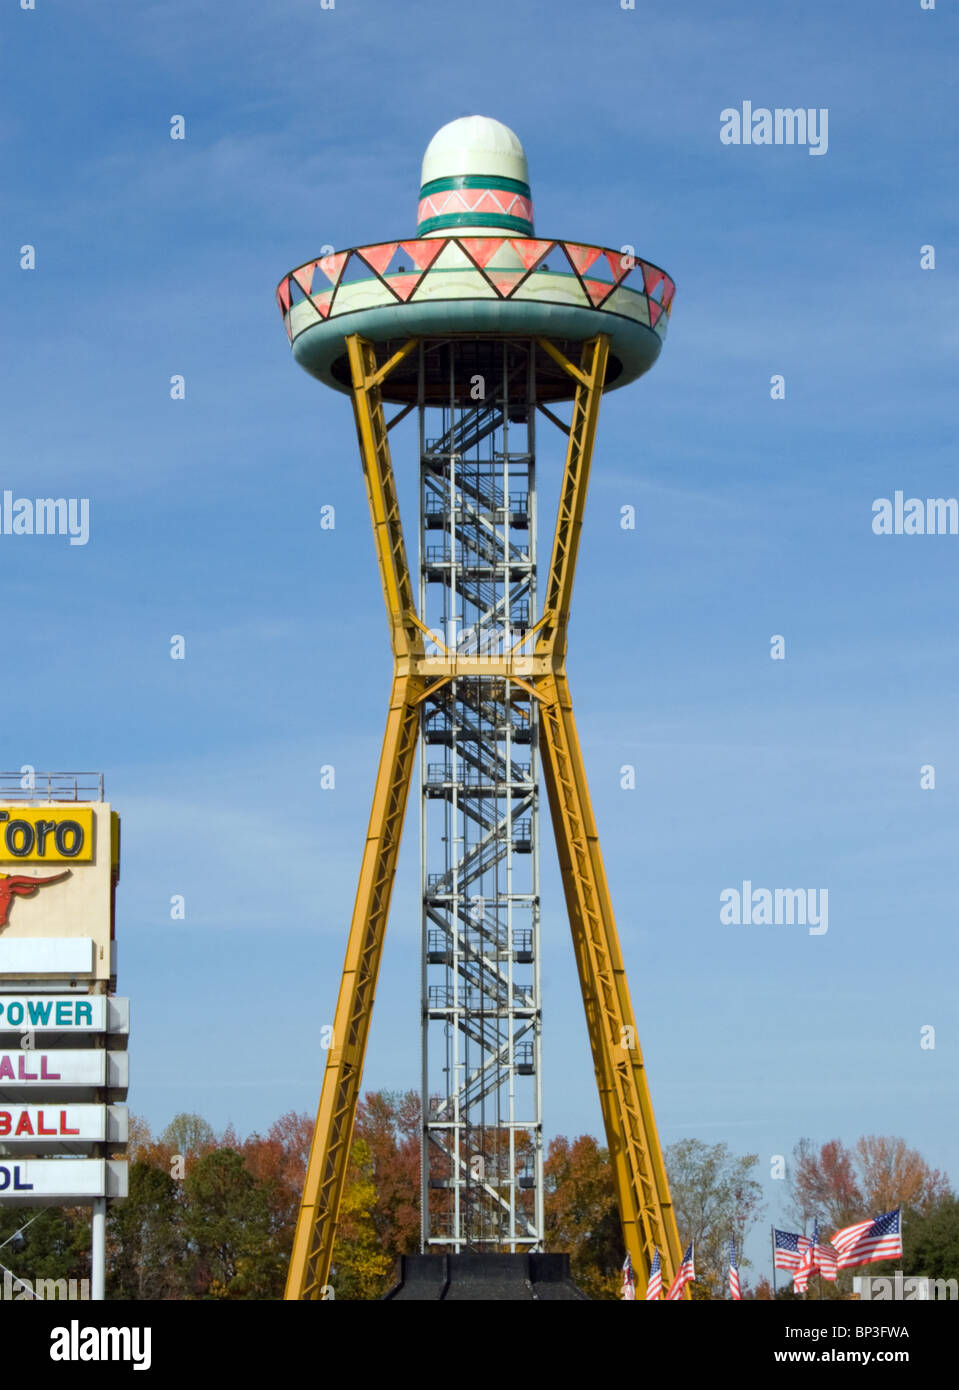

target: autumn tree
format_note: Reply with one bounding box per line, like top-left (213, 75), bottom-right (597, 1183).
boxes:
top-left (664, 1138), bottom-right (764, 1296)
top-left (330, 1138), bottom-right (394, 1299)
top-left (280, 1090), bottom-right (422, 1299)
top-left (107, 1162), bottom-right (186, 1300)
top-left (182, 1148), bottom-right (286, 1299)
top-left (162, 1112), bottom-right (216, 1160)
top-left (790, 1138), bottom-right (862, 1231)
top-left (0, 1204), bottom-right (89, 1294)
top-left (118, 1100), bottom-right (422, 1301)
top-left (855, 1136), bottom-right (950, 1218)
top-left (238, 1110), bottom-right (315, 1251)
top-left (903, 1194), bottom-right (959, 1281)
top-left (790, 1135), bottom-right (950, 1235)
top-left (544, 1134), bottom-right (621, 1299)
top-left (353, 1089), bottom-right (421, 1266)
top-left (68, 1103), bottom-right (959, 1307)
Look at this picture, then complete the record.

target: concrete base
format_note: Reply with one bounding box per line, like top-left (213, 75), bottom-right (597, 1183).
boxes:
top-left (382, 1252), bottom-right (590, 1301)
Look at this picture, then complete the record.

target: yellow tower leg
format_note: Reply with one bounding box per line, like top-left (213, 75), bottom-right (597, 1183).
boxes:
top-left (285, 674), bottom-right (421, 1298)
top-left (285, 335), bottom-right (423, 1300)
top-left (534, 336), bottom-right (687, 1297)
top-left (539, 674), bottom-right (684, 1294)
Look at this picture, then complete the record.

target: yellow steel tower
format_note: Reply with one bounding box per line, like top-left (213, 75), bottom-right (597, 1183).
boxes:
top-left (276, 116), bottom-right (684, 1299)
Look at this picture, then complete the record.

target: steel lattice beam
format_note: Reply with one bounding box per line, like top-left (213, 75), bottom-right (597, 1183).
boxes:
top-left (533, 336), bottom-right (686, 1297)
top-left (285, 336), bottom-right (423, 1300)
top-left (418, 339), bottom-right (543, 1252)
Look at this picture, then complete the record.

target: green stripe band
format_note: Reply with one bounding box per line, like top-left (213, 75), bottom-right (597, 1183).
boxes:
top-left (417, 212), bottom-right (534, 236)
top-left (419, 174), bottom-right (532, 199)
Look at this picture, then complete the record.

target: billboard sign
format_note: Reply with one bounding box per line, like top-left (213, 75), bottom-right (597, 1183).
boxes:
top-left (0, 1049), bottom-right (128, 1099)
top-left (0, 995), bottom-right (129, 1038)
top-left (0, 1157), bottom-right (128, 1206)
top-left (0, 1103), bottom-right (128, 1152)
top-left (0, 803), bottom-right (118, 982)
top-left (0, 807), bottom-right (94, 863)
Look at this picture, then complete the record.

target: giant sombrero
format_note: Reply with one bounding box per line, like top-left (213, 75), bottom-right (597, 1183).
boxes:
top-left (276, 116), bottom-right (675, 405)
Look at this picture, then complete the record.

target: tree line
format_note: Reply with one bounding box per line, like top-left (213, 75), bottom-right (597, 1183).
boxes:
top-left (0, 1095), bottom-right (953, 1299)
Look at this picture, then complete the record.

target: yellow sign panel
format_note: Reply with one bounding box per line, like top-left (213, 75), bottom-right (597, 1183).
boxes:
top-left (0, 808), bottom-right (94, 863)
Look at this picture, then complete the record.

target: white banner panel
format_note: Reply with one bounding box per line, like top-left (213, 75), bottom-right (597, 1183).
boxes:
top-left (0, 1103), bottom-right (128, 1148)
top-left (0, 939), bottom-right (94, 975)
top-left (0, 1157), bottom-right (127, 1205)
top-left (0, 1049), bottom-right (128, 1098)
top-left (0, 995), bottom-right (129, 1035)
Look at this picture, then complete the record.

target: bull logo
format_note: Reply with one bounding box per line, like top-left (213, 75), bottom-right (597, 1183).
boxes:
top-left (0, 871), bottom-right (71, 929)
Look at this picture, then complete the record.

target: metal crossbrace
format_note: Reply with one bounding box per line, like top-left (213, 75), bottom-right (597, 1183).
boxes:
top-left (347, 335), bottom-right (420, 659)
top-left (426, 1132), bottom-right (538, 1239)
top-left (430, 1019), bottom-right (535, 1119)
top-left (425, 915), bottom-right (532, 1010)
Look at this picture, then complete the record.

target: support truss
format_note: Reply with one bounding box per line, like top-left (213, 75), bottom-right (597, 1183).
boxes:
top-left (419, 339), bottom-right (542, 1251)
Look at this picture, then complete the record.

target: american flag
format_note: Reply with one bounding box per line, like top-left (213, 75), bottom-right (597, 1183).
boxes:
top-left (645, 1248), bottom-right (662, 1301)
top-left (815, 1234), bottom-right (838, 1282)
top-left (622, 1252), bottom-right (636, 1301)
top-left (794, 1230), bottom-right (814, 1294)
top-left (794, 1220), bottom-right (839, 1291)
top-left (829, 1209), bottom-right (902, 1269)
top-left (789, 1217), bottom-right (822, 1289)
top-left (666, 1242), bottom-right (695, 1300)
top-left (729, 1239), bottom-right (742, 1301)
top-left (773, 1228), bottom-right (809, 1271)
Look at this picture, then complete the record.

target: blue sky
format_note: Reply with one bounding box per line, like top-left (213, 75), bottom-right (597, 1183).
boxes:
top-left (2, 0), bottom-right (956, 1278)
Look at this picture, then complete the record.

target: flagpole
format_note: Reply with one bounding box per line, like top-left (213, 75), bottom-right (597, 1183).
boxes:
top-left (770, 1225), bottom-right (777, 1297)
top-left (816, 1213), bottom-right (822, 1300)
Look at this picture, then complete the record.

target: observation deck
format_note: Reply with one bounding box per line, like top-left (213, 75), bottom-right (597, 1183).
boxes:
top-left (276, 235), bottom-right (675, 405)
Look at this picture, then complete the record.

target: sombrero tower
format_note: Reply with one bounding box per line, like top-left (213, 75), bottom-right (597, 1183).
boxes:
top-left (276, 115), bottom-right (683, 1298)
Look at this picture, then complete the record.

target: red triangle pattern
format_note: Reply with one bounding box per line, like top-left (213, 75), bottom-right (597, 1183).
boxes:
top-left (508, 238), bottom-right (554, 270)
top-left (401, 239), bottom-right (443, 272)
top-left (605, 251), bottom-right (632, 284)
top-left (388, 274), bottom-right (421, 303)
top-left (457, 237), bottom-right (506, 269)
top-left (292, 263), bottom-right (315, 296)
top-left (642, 263), bottom-right (665, 298)
top-left (582, 278), bottom-right (616, 307)
top-left (359, 242), bottom-right (399, 276)
top-left (563, 242), bottom-right (603, 276)
top-left (317, 251), bottom-right (348, 287)
top-left (278, 239), bottom-right (672, 328)
top-left (488, 270), bottom-right (527, 298)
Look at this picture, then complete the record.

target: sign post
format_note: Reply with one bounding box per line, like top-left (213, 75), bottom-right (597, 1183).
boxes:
top-left (91, 1197), bottom-right (106, 1302)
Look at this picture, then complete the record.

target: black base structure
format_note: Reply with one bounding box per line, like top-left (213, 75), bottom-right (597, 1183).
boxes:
top-left (382, 1253), bottom-right (590, 1300)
